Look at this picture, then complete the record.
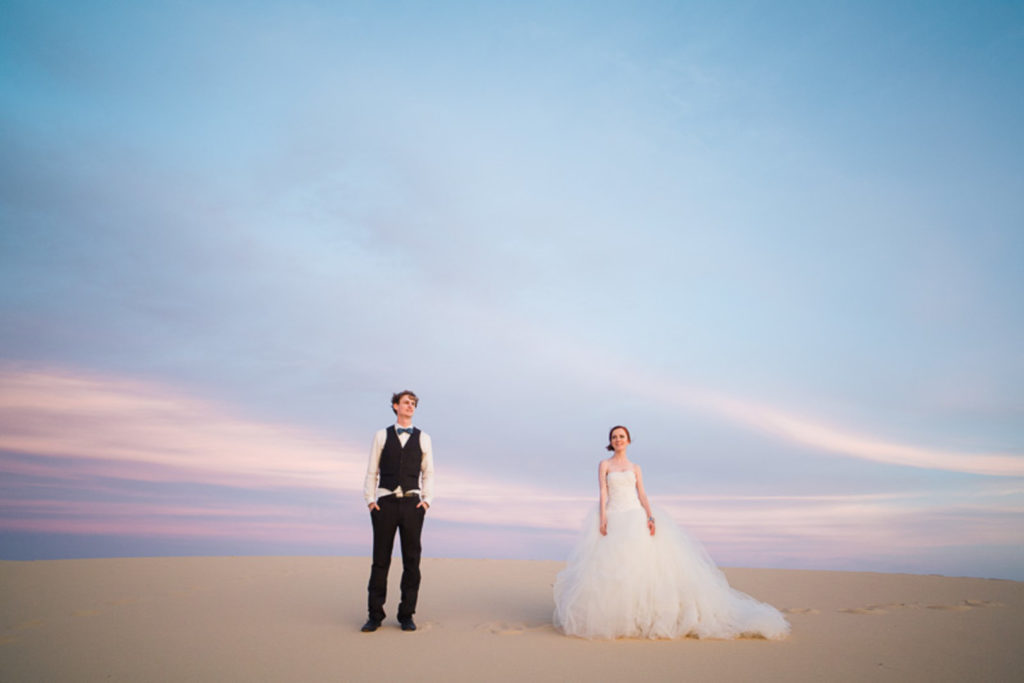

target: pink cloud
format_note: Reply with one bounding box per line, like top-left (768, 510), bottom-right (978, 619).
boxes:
top-left (509, 319), bottom-right (1024, 476)
top-left (0, 497), bottom-right (362, 545)
top-left (614, 369), bottom-right (1024, 477)
top-left (2, 364), bottom-right (1020, 575)
top-left (0, 365), bottom-right (366, 490)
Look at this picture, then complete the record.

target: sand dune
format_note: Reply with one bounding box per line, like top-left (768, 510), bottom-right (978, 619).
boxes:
top-left (1, 557), bottom-right (1021, 682)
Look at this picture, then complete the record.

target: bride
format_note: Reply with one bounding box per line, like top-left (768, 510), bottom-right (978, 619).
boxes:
top-left (553, 425), bottom-right (790, 640)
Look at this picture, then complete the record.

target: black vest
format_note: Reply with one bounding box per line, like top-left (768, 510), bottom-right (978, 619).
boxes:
top-left (378, 426), bottom-right (423, 493)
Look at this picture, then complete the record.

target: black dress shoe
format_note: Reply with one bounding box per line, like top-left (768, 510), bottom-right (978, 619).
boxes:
top-left (399, 618), bottom-right (417, 631)
top-left (361, 619), bottom-right (382, 632)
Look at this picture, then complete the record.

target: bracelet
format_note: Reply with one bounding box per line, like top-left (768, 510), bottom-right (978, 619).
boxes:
top-left (648, 517), bottom-right (655, 523)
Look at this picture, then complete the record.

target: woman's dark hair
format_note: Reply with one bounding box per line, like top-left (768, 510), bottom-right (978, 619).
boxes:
top-left (606, 425), bottom-right (631, 451)
top-left (391, 390), bottom-right (419, 415)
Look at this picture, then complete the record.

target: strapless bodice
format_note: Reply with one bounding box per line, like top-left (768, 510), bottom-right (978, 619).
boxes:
top-left (606, 470), bottom-right (642, 512)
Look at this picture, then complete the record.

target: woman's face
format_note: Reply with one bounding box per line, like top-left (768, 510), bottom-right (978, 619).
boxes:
top-left (610, 428), bottom-right (630, 450)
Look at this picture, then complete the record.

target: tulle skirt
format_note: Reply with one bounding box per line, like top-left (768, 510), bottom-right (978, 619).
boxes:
top-left (553, 504), bottom-right (790, 640)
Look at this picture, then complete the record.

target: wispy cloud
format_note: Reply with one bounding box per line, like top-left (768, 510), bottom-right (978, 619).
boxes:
top-left (1, 364), bottom-right (1021, 576)
top-left (0, 365), bottom-right (366, 490)
top-left (694, 389), bottom-right (1024, 476)
top-left (519, 325), bottom-right (1024, 477)
top-left (0, 498), bottom-right (357, 544)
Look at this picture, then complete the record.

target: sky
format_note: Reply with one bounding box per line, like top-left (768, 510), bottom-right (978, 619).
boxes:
top-left (1, 0), bottom-right (1022, 580)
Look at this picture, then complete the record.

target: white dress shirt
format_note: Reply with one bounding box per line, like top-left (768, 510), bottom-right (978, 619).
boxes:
top-left (363, 425), bottom-right (434, 506)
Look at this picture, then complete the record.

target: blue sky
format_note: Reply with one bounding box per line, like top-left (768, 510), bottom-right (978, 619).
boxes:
top-left (1, 0), bottom-right (1022, 579)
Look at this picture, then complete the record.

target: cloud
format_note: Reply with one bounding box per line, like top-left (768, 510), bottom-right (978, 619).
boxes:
top-left (517, 325), bottom-right (1024, 477)
top-left (0, 498), bottom-right (357, 545)
top-left (1, 363), bottom-right (1021, 577)
top-left (0, 364), bottom-right (366, 491)
top-left (695, 390), bottom-right (1024, 477)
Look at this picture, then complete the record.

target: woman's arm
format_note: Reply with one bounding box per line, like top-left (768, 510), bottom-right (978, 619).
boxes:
top-left (634, 464), bottom-right (656, 536)
top-left (598, 460), bottom-right (609, 536)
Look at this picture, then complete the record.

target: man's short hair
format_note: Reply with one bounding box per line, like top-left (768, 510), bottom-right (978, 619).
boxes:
top-left (391, 390), bottom-right (419, 415)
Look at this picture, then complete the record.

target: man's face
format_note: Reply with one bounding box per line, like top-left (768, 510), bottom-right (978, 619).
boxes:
top-left (394, 395), bottom-right (417, 420)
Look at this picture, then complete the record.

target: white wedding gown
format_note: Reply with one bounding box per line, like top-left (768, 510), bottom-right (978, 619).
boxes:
top-left (553, 470), bottom-right (790, 640)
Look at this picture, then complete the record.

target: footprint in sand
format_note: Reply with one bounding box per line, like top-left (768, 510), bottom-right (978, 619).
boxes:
top-left (106, 597), bottom-right (140, 606)
top-left (962, 600), bottom-right (1004, 608)
top-left (478, 621), bottom-right (526, 635)
top-left (781, 607), bottom-right (820, 615)
top-left (842, 600), bottom-right (1000, 615)
top-left (1, 618), bottom-right (46, 643)
top-left (477, 621), bottom-right (550, 635)
top-left (12, 619), bottom-right (45, 631)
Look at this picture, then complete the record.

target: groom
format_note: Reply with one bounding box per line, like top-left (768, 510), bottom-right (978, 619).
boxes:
top-left (361, 390), bottom-right (434, 632)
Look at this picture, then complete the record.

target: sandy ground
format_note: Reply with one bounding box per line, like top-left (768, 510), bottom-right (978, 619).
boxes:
top-left (1, 556), bottom-right (1021, 682)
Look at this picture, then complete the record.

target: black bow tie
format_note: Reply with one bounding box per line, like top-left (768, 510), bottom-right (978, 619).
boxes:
top-left (397, 427), bottom-right (414, 435)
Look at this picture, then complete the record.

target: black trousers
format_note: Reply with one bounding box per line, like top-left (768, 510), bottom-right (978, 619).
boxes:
top-left (367, 495), bottom-right (425, 621)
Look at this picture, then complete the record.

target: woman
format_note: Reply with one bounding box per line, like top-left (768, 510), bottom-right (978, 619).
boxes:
top-left (552, 426), bottom-right (790, 640)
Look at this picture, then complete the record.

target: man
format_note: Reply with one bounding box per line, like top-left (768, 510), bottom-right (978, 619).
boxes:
top-left (361, 390), bottom-right (434, 632)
